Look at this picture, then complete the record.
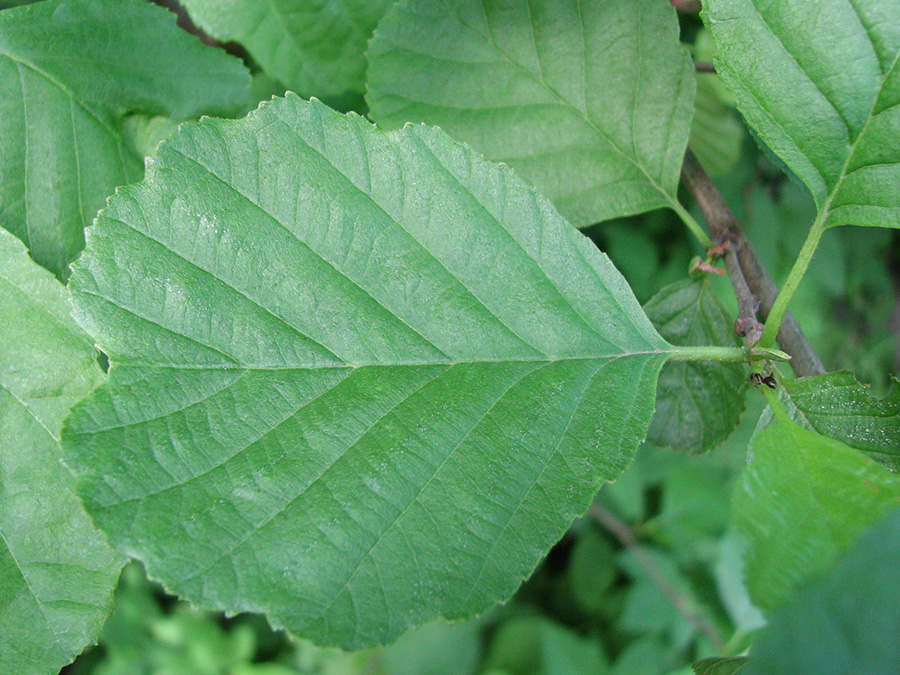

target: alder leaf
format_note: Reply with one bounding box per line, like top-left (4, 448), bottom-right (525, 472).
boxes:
top-left (0, 0), bottom-right (250, 278)
top-left (0, 228), bottom-right (124, 675)
top-left (367, 0), bottom-right (696, 227)
top-left (64, 95), bottom-right (674, 648)
top-left (733, 418), bottom-right (900, 610)
top-left (703, 0), bottom-right (900, 229)
top-left (644, 279), bottom-right (745, 454)
top-left (179, 0), bottom-right (395, 98)
top-left (780, 371), bottom-right (900, 472)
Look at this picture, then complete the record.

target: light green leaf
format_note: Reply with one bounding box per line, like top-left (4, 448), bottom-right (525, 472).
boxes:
top-left (780, 371), bottom-right (900, 472)
top-left (63, 95), bottom-right (672, 648)
top-left (733, 418), bottom-right (900, 610)
top-left (742, 509), bottom-right (900, 675)
top-left (0, 228), bottom-right (124, 675)
top-left (0, 0), bottom-right (250, 278)
top-left (703, 0), bottom-right (900, 229)
top-left (644, 279), bottom-right (745, 454)
top-left (179, 0), bottom-right (394, 98)
top-left (367, 0), bottom-right (696, 227)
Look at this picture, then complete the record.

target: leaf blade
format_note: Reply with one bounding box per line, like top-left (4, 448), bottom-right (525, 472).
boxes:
top-left (703, 0), bottom-right (900, 229)
top-left (179, 0), bottom-right (394, 98)
top-left (0, 228), bottom-right (124, 675)
top-left (0, 0), bottom-right (250, 277)
top-left (733, 418), bottom-right (900, 610)
top-left (644, 279), bottom-right (745, 455)
top-left (64, 95), bottom-right (672, 648)
top-left (367, 0), bottom-right (696, 227)
top-left (780, 371), bottom-right (900, 471)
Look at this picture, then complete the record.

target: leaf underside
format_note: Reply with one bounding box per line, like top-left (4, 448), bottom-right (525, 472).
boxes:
top-left (0, 229), bottom-right (123, 675)
top-left (64, 95), bottom-right (671, 648)
top-left (0, 0), bottom-right (250, 277)
top-left (703, 0), bottom-right (900, 229)
top-left (367, 0), bottom-right (696, 227)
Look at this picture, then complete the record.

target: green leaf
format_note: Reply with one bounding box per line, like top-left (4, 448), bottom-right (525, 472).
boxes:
top-left (643, 279), bottom-right (745, 454)
top-left (780, 371), bottom-right (900, 471)
top-left (63, 95), bottom-right (672, 648)
top-left (689, 75), bottom-right (743, 177)
top-left (485, 616), bottom-right (608, 675)
top-left (367, 0), bottom-right (696, 227)
top-left (693, 656), bottom-right (748, 675)
top-left (733, 418), bottom-right (900, 610)
top-left (566, 527), bottom-right (616, 614)
top-left (703, 0), bottom-right (900, 229)
top-left (179, 0), bottom-right (394, 98)
top-left (742, 509), bottom-right (900, 675)
top-left (0, 228), bottom-right (124, 675)
top-left (381, 618), bottom-right (482, 675)
top-left (0, 0), bottom-right (250, 278)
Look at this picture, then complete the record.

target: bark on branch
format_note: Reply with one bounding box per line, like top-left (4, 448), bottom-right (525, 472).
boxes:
top-left (681, 151), bottom-right (826, 377)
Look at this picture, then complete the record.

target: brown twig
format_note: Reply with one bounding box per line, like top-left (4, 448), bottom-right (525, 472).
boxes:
top-left (680, 151), bottom-right (826, 377)
top-left (723, 246), bottom-right (763, 345)
top-left (694, 61), bottom-right (717, 74)
top-left (589, 504), bottom-right (726, 652)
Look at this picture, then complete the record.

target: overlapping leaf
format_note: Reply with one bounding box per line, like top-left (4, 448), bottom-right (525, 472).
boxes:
top-left (0, 228), bottom-right (123, 675)
top-left (179, 0), bottom-right (394, 98)
top-left (742, 509), bottom-right (900, 675)
top-left (367, 0), bottom-right (696, 227)
top-left (644, 279), bottom-right (745, 454)
top-left (703, 0), bottom-right (900, 229)
top-left (733, 418), bottom-right (900, 609)
top-left (64, 95), bottom-right (673, 648)
top-left (779, 371), bottom-right (900, 471)
top-left (0, 0), bottom-right (250, 277)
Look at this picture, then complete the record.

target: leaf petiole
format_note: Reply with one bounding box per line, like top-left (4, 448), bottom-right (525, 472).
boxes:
top-left (670, 200), bottom-right (713, 249)
top-left (666, 345), bottom-right (746, 363)
top-left (759, 209), bottom-right (827, 348)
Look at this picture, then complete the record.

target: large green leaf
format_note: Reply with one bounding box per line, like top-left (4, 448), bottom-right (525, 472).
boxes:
top-left (780, 371), bottom-right (900, 472)
top-left (644, 279), bottom-right (745, 454)
top-left (733, 418), bottom-right (900, 610)
top-left (0, 228), bottom-right (123, 675)
top-left (179, 0), bottom-right (395, 98)
top-left (367, 0), bottom-right (696, 227)
top-left (703, 0), bottom-right (900, 229)
top-left (0, 0), bottom-right (250, 278)
top-left (64, 95), bottom-right (673, 648)
top-left (743, 509), bottom-right (900, 675)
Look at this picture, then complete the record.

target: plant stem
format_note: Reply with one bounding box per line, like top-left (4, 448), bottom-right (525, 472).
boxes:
top-left (670, 199), bottom-right (713, 249)
top-left (589, 504), bottom-right (726, 652)
top-left (667, 345), bottom-right (746, 362)
top-left (758, 214), bottom-right (826, 348)
top-left (680, 151), bottom-right (826, 376)
top-left (723, 246), bottom-right (763, 344)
